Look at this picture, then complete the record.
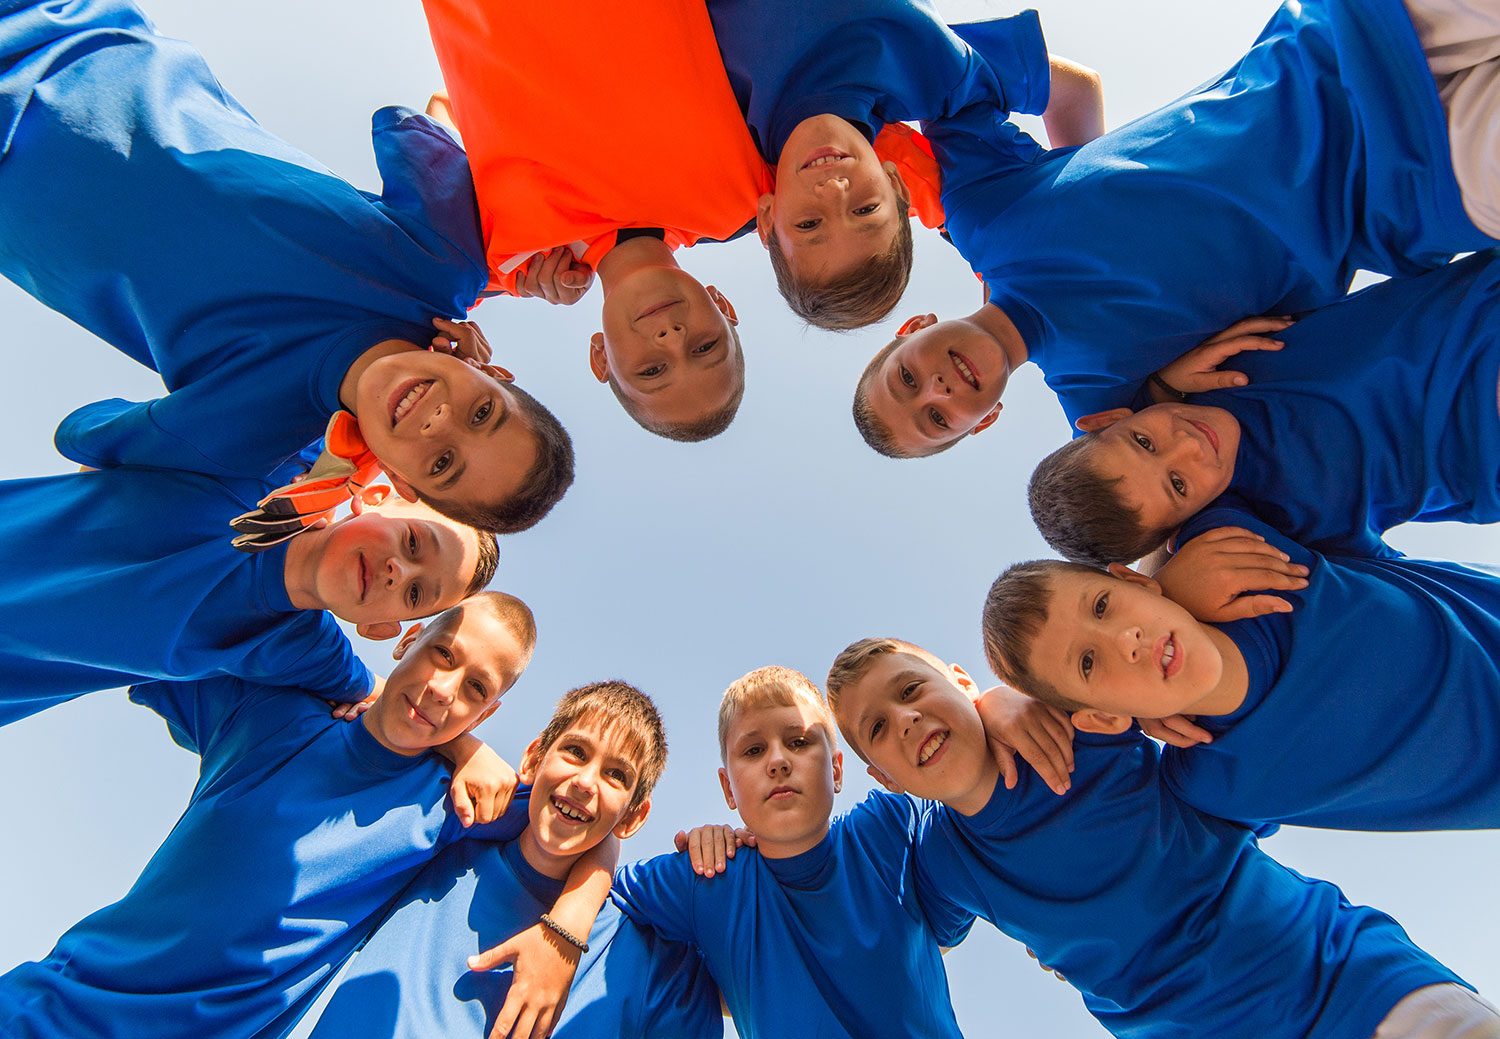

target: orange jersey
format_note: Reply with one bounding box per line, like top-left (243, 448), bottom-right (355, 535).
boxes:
top-left (421, 0), bottom-right (775, 296)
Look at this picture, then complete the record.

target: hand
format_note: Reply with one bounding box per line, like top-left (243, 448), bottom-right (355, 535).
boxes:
top-left (1150, 526), bottom-right (1310, 623)
top-left (1025, 946), bottom-right (1067, 983)
top-left (512, 246), bottom-right (594, 306)
top-left (973, 685), bottom-right (1074, 795)
top-left (672, 824), bottom-right (756, 878)
top-left (1138, 714), bottom-right (1213, 748)
top-left (431, 316), bottom-right (493, 364)
top-left (440, 735), bottom-right (517, 827)
top-left (1153, 316), bottom-right (1293, 400)
top-left (328, 692), bottom-right (376, 721)
top-left (469, 923), bottom-right (580, 1039)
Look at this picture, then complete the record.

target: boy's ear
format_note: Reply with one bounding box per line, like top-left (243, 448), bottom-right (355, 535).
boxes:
top-left (704, 285), bottom-right (739, 327)
top-left (831, 749), bottom-right (844, 795)
top-left (896, 313), bottom-right (938, 337)
top-left (970, 404), bottom-right (1003, 437)
top-left (1074, 407), bottom-right (1134, 434)
top-left (587, 332), bottom-right (610, 383)
top-left (1070, 709), bottom-right (1133, 736)
top-left (356, 620), bottom-right (403, 642)
top-left (613, 797), bottom-right (652, 840)
top-left (718, 766), bottom-right (737, 811)
top-left (881, 160), bottom-right (912, 206)
top-left (755, 194), bottom-right (775, 248)
top-left (1106, 562), bottom-right (1163, 596)
top-left (518, 736), bottom-right (545, 786)
top-left (866, 762), bottom-right (906, 796)
top-left (947, 663), bottom-right (979, 698)
top-left (383, 469), bottom-right (421, 503)
top-left (392, 621), bottom-right (425, 661)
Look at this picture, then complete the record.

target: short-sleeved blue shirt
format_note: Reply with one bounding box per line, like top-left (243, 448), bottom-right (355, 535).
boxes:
top-left (0, 676), bottom-right (525, 1039)
top-left (929, 0), bottom-right (1496, 426)
top-left (0, 0), bottom-right (487, 478)
top-left (705, 0), bottom-right (1050, 161)
top-left (1188, 249), bottom-right (1500, 559)
top-left (1165, 505), bottom-right (1500, 831)
top-left (916, 731), bottom-right (1462, 1039)
top-left (611, 790), bottom-right (960, 1039)
top-left (0, 455), bottom-right (369, 729)
top-left (308, 837), bottom-right (722, 1039)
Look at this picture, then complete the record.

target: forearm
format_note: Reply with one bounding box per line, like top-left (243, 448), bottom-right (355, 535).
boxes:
top-left (545, 834), bottom-right (618, 938)
top-left (1042, 55), bottom-right (1104, 148)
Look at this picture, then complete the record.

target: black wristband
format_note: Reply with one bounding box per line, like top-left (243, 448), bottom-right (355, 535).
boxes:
top-left (539, 913), bottom-right (589, 954)
top-left (1149, 371), bottom-right (1189, 402)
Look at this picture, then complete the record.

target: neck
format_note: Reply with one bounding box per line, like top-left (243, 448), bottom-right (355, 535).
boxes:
top-left (339, 337), bottom-right (421, 413)
top-left (754, 819), bottom-right (831, 860)
top-left (359, 711), bottom-right (426, 757)
top-left (595, 236), bottom-right (679, 294)
top-left (947, 756), bottom-right (1003, 818)
top-left (1185, 625), bottom-right (1251, 717)
top-left (280, 526), bottom-right (328, 611)
top-left (970, 302), bottom-right (1029, 367)
top-left (516, 826), bottom-right (583, 881)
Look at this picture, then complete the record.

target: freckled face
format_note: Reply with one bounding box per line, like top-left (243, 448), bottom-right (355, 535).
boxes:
top-left (1085, 404), bottom-right (1240, 535)
top-left (720, 702), bottom-right (841, 856)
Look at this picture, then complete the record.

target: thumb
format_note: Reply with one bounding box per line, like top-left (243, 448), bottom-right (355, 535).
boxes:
top-left (468, 936), bottom-right (518, 972)
top-left (987, 737), bottom-right (1020, 789)
top-left (451, 780), bottom-right (475, 828)
top-left (673, 830), bottom-right (689, 853)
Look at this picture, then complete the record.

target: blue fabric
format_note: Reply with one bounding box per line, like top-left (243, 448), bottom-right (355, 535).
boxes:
top-left (705, 0), bottom-right (1049, 161)
top-left (308, 837), bottom-right (722, 1039)
top-left (1167, 505), bottom-right (1500, 830)
top-left (0, 0), bottom-right (487, 478)
top-left (0, 676), bottom-right (527, 1039)
top-left (0, 456), bottom-right (369, 729)
top-left (930, 0), bottom-right (1496, 426)
top-left (1189, 249), bottom-right (1500, 559)
top-left (611, 790), bottom-right (959, 1039)
top-left (916, 730), bottom-right (1462, 1039)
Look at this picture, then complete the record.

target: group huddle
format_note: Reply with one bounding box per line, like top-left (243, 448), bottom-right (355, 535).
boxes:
top-left (2, 0), bottom-right (1500, 1037)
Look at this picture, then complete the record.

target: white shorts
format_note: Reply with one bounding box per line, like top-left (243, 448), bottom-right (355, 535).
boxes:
top-left (1371, 984), bottom-right (1500, 1039)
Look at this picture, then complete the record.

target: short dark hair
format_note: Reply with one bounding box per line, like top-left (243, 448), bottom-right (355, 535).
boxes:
top-left (769, 209), bottom-right (914, 331)
top-left (1028, 435), bottom-right (1163, 566)
top-left (464, 529), bottom-right (501, 598)
top-left (607, 325), bottom-right (746, 442)
top-left (981, 559), bottom-right (1103, 713)
top-left (851, 337), bottom-right (963, 460)
top-left (534, 680), bottom-right (667, 811)
top-left (427, 382), bottom-right (575, 534)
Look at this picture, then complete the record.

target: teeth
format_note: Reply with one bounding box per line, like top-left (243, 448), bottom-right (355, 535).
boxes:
top-left (919, 732), bottom-right (947, 764)
top-left (1161, 638), bottom-right (1176, 674)
top-left (393, 382), bottom-right (429, 424)
top-left (553, 798), bottom-right (590, 823)
top-left (804, 154), bottom-right (846, 169)
top-left (951, 354), bottom-right (977, 389)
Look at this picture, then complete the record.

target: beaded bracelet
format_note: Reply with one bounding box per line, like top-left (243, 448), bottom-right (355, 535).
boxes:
top-left (1149, 370), bottom-right (1189, 402)
top-left (539, 913), bottom-right (589, 954)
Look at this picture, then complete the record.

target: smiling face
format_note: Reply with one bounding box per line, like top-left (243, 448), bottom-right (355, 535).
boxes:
top-left (834, 648), bottom-right (998, 813)
top-left (860, 314), bottom-right (1009, 456)
top-left (719, 701), bottom-right (842, 859)
top-left (293, 498), bottom-right (481, 625)
top-left (1026, 568), bottom-right (1223, 721)
top-left (1083, 404), bottom-right (1241, 535)
top-left (761, 114), bottom-right (905, 285)
top-left (362, 601), bottom-right (527, 756)
top-left (353, 349), bottom-right (540, 510)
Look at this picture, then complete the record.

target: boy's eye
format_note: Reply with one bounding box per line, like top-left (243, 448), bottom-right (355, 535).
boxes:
top-left (636, 364), bottom-right (665, 379)
top-left (562, 742), bottom-right (586, 760)
top-left (853, 203), bottom-right (879, 216)
top-left (900, 681), bottom-right (918, 702)
top-left (1093, 592), bottom-right (1108, 619)
top-left (605, 766), bottom-right (628, 784)
top-left (794, 218), bottom-right (820, 231)
top-left (899, 366), bottom-right (916, 389)
top-left (869, 718), bottom-right (885, 741)
top-left (471, 399), bottom-right (493, 426)
top-left (406, 583), bottom-right (421, 610)
top-left (743, 744), bottom-right (763, 758)
top-left (1081, 649), bottom-right (1095, 679)
top-left (468, 678), bottom-right (487, 700)
top-left (435, 645), bottom-right (455, 666)
top-left (929, 408), bottom-right (949, 430)
top-left (407, 528), bottom-right (419, 555)
top-left (1170, 474), bottom-right (1187, 495)
top-left (1132, 432), bottom-right (1153, 451)
top-left (430, 451), bottom-right (453, 477)
top-left (691, 338), bottom-right (720, 356)
top-left (789, 735), bottom-right (810, 749)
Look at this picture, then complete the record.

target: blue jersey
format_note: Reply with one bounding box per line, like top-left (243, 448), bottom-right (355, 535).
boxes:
top-left (308, 837), bottom-right (721, 1039)
top-left (1166, 505), bottom-right (1500, 831)
top-left (1189, 249), bottom-right (1500, 559)
top-left (928, 0), bottom-right (1496, 425)
top-left (705, 0), bottom-right (1050, 161)
top-left (916, 731), bottom-right (1461, 1039)
top-left (611, 790), bottom-right (959, 1039)
top-left (0, 0), bottom-right (487, 479)
top-left (0, 676), bottom-right (525, 1039)
top-left (0, 455), bottom-right (368, 729)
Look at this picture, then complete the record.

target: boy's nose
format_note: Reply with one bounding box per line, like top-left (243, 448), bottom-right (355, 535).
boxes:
top-left (925, 371), bottom-right (951, 399)
top-left (813, 175), bottom-right (850, 195)
top-left (653, 322), bottom-right (685, 342)
top-left (385, 556), bottom-right (410, 585)
top-left (1117, 625), bottom-right (1143, 661)
top-left (420, 402), bottom-right (449, 436)
top-left (898, 708), bottom-right (921, 740)
top-left (426, 676), bottom-right (456, 706)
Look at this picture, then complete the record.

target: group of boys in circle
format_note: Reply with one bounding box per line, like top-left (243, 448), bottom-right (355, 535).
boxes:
top-left (2, 0), bottom-right (1500, 1035)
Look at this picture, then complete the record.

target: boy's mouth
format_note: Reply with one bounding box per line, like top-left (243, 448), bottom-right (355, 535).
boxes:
top-left (1156, 634), bottom-right (1182, 678)
top-left (767, 785), bottom-right (800, 801)
top-left (636, 299), bottom-right (681, 322)
top-left (948, 351), bottom-right (981, 391)
top-left (917, 730), bottom-right (949, 767)
top-left (389, 379), bottom-right (434, 428)
top-left (550, 795), bottom-right (594, 825)
top-left (356, 553), bottom-right (370, 603)
top-left (1189, 419), bottom-right (1220, 458)
top-left (405, 695), bottom-right (437, 728)
top-left (800, 148), bottom-right (851, 171)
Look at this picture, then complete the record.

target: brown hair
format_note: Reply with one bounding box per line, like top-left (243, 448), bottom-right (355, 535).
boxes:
top-left (769, 210), bottom-right (914, 331)
top-left (717, 665), bottom-right (834, 762)
top-left (534, 680), bottom-right (667, 811)
top-left (980, 559), bottom-right (1103, 713)
top-left (463, 529), bottom-right (501, 598)
top-left (607, 325), bottom-right (746, 442)
top-left (1029, 436), bottom-right (1163, 566)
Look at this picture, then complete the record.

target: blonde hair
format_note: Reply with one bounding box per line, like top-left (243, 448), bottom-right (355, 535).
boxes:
top-left (716, 665), bottom-right (835, 761)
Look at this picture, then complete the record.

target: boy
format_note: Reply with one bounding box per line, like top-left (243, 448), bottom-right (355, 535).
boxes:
top-left (0, 0), bottom-right (572, 532)
top-left (418, 0), bottom-right (767, 442)
top-left (704, 0), bottom-right (1102, 329)
top-left (609, 665), bottom-right (962, 1039)
top-left (0, 451), bottom-right (496, 727)
top-left (307, 680), bottom-right (722, 1039)
top-left (0, 593), bottom-right (612, 1039)
top-left (854, 0), bottom-right (1500, 456)
top-left (980, 506), bottom-right (1500, 832)
top-left (1030, 249), bottom-right (1500, 565)
top-left (824, 636), bottom-right (1500, 1038)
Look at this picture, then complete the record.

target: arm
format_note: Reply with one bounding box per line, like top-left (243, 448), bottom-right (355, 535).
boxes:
top-left (972, 684), bottom-right (1074, 795)
top-left (1040, 55), bottom-right (1104, 148)
top-left (673, 824), bottom-right (756, 878)
top-left (1150, 316), bottom-right (1293, 402)
top-left (434, 733), bottom-right (517, 828)
top-left (1149, 527), bottom-right (1309, 623)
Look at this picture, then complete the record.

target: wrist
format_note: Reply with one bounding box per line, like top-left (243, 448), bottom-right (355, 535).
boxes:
top-left (1148, 371), bottom-right (1188, 403)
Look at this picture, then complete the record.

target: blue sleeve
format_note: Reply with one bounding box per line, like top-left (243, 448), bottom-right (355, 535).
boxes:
top-left (924, 100), bottom-right (1048, 202)
top-left (127, 675), bottom-right (249, 757)
top-left (912, 805), bottom-right (978, 948)
top-left (249, 612), bottom-right (370, 702)
top-left (611, 852), bottom-right (700, 945)
top-left (948, 11), bottom-right (1051, 116)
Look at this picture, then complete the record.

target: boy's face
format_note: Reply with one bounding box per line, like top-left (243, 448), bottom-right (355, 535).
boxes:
top-left (862, 314), bottom-right (1008, 454)
top-left (520, 713), bottom-right (651, 870)
top-left (363, 602), bottom-right (525, 755)
top-left (834, 648), bottom-right (994, 809)
top-left (593, 271), bottom-right (741, 429)
top-left (760, 114), bottom-right (905, 285)
top-left (719, 700), bottom-right (842, 857)
top-left (1027, 568), bottom-right (1223, 720)
top-left (354, 349), bottom-right (539, 509)
top-left (305, 497), bottom-right (481, 625)
top-left (1079, 403), bottom-right (1240, 534)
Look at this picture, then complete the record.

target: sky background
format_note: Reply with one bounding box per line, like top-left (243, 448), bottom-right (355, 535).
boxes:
top-left (2, 1), bottom-right (1498, 1036)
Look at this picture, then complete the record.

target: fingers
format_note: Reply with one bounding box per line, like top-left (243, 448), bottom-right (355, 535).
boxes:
top-left (1160, 714), bottom-right (1213, 746)
top-left (468, 937), bottom-right (516, 973)
top-left (732, 826), bottom-right (757, 849)
top-left (673, 829), bottom-right (689, 853)
top-left (472, 782), bottom-right (499, 827)
top-left (450, 779), bottom-right (476, 828)
top-left (1204, 315), bottom-right (1295, 342)
top-left (1216, 592), bottom-right (1295, 619)
top-left (989, 739), bottom-right (1021, 790)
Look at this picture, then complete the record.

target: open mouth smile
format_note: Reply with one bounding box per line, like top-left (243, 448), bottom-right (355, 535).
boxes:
top-left (917, 730), bottom-right (949, 767)
top-left (800, 148), bottom-right (851, 171)
top-left (389, 379), bottom-right (434, 428)
top-left (551, 795), bottom-right (594, 824)
top-left (949, 351), bottom-right (980, 391)
top-left (1156, 634), bottom-right (1182, 678)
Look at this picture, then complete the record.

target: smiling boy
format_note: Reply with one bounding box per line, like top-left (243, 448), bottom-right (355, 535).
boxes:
top-left (0, 593), bottom-right (612, 1039)
top-left (0, 0), bottom-right (572, 531)
top-left (982, 505), bottom-right (1500, 832)
top-left (609, 665), bottom-right (961, 1039)
top-left (307, 680), bottom-right (722, 1039)
top-left (824, 637), bottom-right (1500, 1038)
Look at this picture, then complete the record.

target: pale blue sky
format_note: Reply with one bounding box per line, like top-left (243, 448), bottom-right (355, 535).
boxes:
top-left (1, 2), bottom-right (1497, 1036)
